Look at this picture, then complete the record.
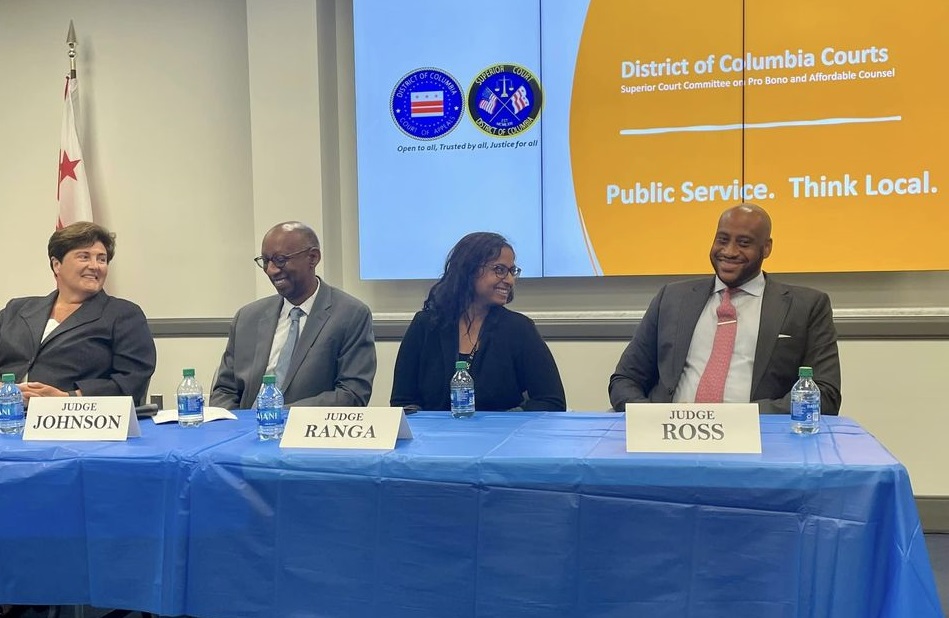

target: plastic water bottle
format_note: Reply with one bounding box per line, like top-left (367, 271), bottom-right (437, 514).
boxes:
top-left (791, 366), bottom-right (821, 434)
top-left (256, 374), bottom-right (285, 441)
top-left (450, 361), bottom-right (475, 418)
top-left (0, 373), bottom-right (25, 436)
top-left (177, 368), bottom-right (204, 428)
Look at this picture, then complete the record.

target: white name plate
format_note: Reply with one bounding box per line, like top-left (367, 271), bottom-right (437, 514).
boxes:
top-left (625, 403), bottom-right (761, 454)
top-left (23, 396), bottom-right (141, 441)
top-left (280, 407), bottom-right (413, 450)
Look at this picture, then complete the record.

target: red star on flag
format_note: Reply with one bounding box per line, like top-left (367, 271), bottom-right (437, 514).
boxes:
top-left (58, 151), bottom-right (81, 190)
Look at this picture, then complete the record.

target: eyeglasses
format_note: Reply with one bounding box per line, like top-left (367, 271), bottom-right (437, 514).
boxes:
top-left (254, 247), bottom-right (315, 270)
top-left (484, 263), bottom-right (522, 279)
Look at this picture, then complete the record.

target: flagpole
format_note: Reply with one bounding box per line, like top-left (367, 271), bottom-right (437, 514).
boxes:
top-left (58, 18), bottom-right (93, 227)
top-left (66, 20), bottom-right (77, 79)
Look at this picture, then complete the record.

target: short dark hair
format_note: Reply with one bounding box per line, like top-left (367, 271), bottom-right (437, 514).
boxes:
top-left (423, 232), bottom-right (514, 323)
top-left (48, 222), bottom-right (116, 271)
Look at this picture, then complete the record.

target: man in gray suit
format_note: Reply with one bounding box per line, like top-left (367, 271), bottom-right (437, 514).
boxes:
top-left (609, 204), bottom-right (841, 414)
top-left (210, 222), bottom-right (376, 409)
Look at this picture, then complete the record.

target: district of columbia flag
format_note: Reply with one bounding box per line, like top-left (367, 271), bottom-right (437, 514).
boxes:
top-left (410, 91), bottom-right (444, 117)
top-left (510, 85), bottom-right (530, 113)
top-left (58, 75), bottom-right (93, 228)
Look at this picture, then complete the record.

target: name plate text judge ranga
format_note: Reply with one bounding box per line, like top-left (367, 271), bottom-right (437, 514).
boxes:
top-left (280, 407), bottom-right (412, 450)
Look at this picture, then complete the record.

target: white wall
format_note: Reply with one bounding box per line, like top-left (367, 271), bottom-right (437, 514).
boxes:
top-left (2, 0), bottom-right (948, 498)
top-left (246, 0), bottom-right (329, 293)
top-left (0, 0), bottom-right (259, 316)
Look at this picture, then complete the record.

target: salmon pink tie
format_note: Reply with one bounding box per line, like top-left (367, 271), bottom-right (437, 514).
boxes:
top-left (695, 288), bottom-right (738, 403)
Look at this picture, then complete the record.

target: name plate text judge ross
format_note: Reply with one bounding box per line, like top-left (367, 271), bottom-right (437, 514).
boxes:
top-left (280, 407), bottom-right (413, 450)
top-left (23, 397), bottom-right (141, 441)
top-left (625, 403), bottom-right (761, 454)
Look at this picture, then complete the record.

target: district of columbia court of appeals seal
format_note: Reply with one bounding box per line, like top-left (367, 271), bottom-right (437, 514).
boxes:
top-left (390, 68), bottom-right (465, 140)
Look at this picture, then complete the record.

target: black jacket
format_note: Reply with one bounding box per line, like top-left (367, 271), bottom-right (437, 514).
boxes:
top-left (391, 306), bottom-right (566, 411)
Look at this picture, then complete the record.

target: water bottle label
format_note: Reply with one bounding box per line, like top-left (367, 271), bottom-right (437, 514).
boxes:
top-left (791, 400), bottom-right (819, 422)
top-left (257, 407), bottom-right (283, 426)
top-left (178, 395), bottom-right (204, 415)
top-left (451, 388), bottom-right (474, 409)
top-left (0, 402), bottom-right (23, 420)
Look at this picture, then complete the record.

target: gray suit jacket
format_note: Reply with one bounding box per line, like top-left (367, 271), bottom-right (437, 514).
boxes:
top-left (210, 281), bottom-right (376, 410)
top-left (0, 291), bottom-right (156, 404)
top-left (609, 276), bottom-right (842, 414)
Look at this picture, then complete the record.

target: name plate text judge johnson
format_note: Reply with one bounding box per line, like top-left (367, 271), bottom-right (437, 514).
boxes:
top-left (23, 397), bottom-right (141, 441)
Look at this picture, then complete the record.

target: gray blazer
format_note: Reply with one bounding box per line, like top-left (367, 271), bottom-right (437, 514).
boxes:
top-left (0, 291), bottom-right (156, 404)
top-left (210, 281), bottom-right (376, 410)
top-left (609, 276), bottom-right (842, 414)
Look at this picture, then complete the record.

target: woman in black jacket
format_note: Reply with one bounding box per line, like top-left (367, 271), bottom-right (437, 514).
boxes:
top-left (391, 232), bottom-right (566, 411)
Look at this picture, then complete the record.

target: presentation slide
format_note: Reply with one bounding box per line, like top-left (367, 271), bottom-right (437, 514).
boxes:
top-left (353, 0), bottom-right (543, 280)
top-left (353, 0), bottom-right (948, 279)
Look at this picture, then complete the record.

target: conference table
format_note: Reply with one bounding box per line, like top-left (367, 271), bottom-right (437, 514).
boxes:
top-left (0, 413), bottom-right (942, 618)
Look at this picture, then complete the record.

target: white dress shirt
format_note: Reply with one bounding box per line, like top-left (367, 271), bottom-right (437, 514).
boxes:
top-left (26, 319), bottom-right (62, 382)
top-left (42, 318), bottom-right (59, 342)
top-left (674, 272), bottom-right (765, 403)
top-left (265, 280), bottom-right (320, 377)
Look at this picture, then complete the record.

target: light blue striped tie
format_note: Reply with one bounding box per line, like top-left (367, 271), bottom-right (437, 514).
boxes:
top-left (275, 307), bottom-right (304, 389)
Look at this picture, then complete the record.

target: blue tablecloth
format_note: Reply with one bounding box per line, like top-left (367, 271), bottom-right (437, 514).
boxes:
top-left (186, 414), bottom-right (942, 618)
top-left (0, 413), bottom-right (942, 618)
top-left (0, 414), bottom-right (257, 615)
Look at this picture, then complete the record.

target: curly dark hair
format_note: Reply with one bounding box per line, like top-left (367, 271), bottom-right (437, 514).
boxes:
top-left (48, 222), bottom-right (116, 272)
top-left (423, 232), bottom-right (514, 324)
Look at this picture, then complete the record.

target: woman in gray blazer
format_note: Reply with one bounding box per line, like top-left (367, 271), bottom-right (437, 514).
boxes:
top-left (0, 222), bottom-right (156, 405)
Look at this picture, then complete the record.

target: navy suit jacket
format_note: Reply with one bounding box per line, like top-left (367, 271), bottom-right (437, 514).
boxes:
top-left (609, 276), bottom-right (842, 414)
top-left (0, 291), bottom-right (156, 404)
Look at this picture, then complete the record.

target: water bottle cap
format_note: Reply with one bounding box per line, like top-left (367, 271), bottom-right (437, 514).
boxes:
top-left (798, 366), bottom-right (813, 378)
top-left (455, 361), bottom-right (469, 370)
top-left (1, 373), bottom-right (14, 383)
top-left (182, 368), bottom-right (195, 377)
top-left (262, 374), bottom-right (276, 385)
